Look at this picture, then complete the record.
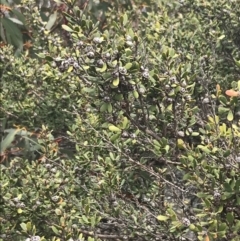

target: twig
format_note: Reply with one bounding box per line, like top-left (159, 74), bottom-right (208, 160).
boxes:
top-left (85, 122), bottom-right (186, 193)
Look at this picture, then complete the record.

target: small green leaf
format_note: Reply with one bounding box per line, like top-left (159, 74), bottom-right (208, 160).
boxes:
top-left (196, 192), bottom-right (211, 198)
top-left (133, 90), bottom-right (139, 98)
top-left (82, 87), bottom-right (95, 93)
top-left (20, 223), bottom-right (27, 232)
top-left (107, 103), bottom-right (112, 113)
top-left (121, 13), bottom-right (128, 26)
top-left (218, 95), bottom-right (228, 105)
top-left (227, 110), bottom-right (233, 121)
top-left (226, 212), bottom-right (234, 224)
top-left (111, 60), bottom-right (118, 67)
top-left (168, 47), bottom-right (175, 57)
top-left (26, 222), bottom-right (32, 231)
top-left (36, 53), bottom-right (45, 58)
top-left (197, 145), bottom-right (211, 154)
top-left (110, 133), bottom-right (121, 142)
top-left (45, 11), bottom-right (58, 30)
top-left (85, 204), bottom-right (90, 215)
top-left (157, 215), bottom-right (169, 221)
top-left (83, 65), bottom-right (90, 70)
top-left (45, 56), bottom-right (54, 61)
top-left (122, 117), bottom-right (129, 129)
top-left (113, 93), bottom-right (123, 101)
top-left (177, 139), bottom-right (186, 149)
top-left (191, 132), bottom-right (199, 136)
top-left (218, 106), bottom-right (229, 115)
top-left (17, 208), bottom-right (23, 214)
top-left (112, 78), bottom-right (119, 86)
top-left (219, 123), bottom-right (227, 134)
top-left (168, 89), bottom-right (175, 96)
top-left (235, 180), bottom-right (240, 191)
top-left (189, 224), bottom-right (196, 230)
top-left (109, 125), bottom-right (121, 132)
top-left (91, 216), bottom-right (95, 227)
top-left (170, 221), bottom-right (182, 231)
top-left (100, 103), bottom-right (108, 112)
top-left (82, 215), bottom-right (89, 223)
top-left (153, 140), bottom-right (161, 148)
top-left (237, 195), bottom-right (240, 205)
top-left (96, 63), bottom-right (107, 73)
top-left (217, 205), bottom-right (223, 213)
top-left (67, 66), bottom-right (73, 72)
top-left (164, 145), bottom-right (170, 153)
top-left (51, 226), bottom-right (59, 235)
top-left (224, 182), bottom-right (232, 192)
top-left (62, 24), bottom-right (74, 32)
top-left (125, 63), bottom-right (132, 70)
top-left (218, 35), bottom-right (225, 40)
top-left (234, 220), bottom-right (240, 231)
top-left (218, 222), bottom-right (227, 231)
top-left (133, 35), bottom-right (138, 42)
top-left (223, 150), bottom-right (231, 157)
top-left (109, 152), bottom-right (114, 160)
top-left (87, 237), bottom-right (95, 241)
top-left (55, 208), bottom-right (62, 215)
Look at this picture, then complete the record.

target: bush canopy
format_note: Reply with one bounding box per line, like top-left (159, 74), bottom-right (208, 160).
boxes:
top-left (0, 0), bottom-right (240, 241)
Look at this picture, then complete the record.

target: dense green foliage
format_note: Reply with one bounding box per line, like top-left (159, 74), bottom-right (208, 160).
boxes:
top-left (1, 0), bottom-right (240, 241)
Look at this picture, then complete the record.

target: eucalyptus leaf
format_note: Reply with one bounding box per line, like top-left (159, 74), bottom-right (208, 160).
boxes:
top-left (8, 17), bottom-right (23, 25)
top-left (0, 129), bottom-right (19, 153)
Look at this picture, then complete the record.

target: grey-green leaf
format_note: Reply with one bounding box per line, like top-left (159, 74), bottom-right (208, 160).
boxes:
top-left (45, 11), bottom-right (58, 30)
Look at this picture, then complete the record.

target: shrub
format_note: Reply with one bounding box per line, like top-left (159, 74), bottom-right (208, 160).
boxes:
top-left (1, 0), bottom-right (240, 241)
